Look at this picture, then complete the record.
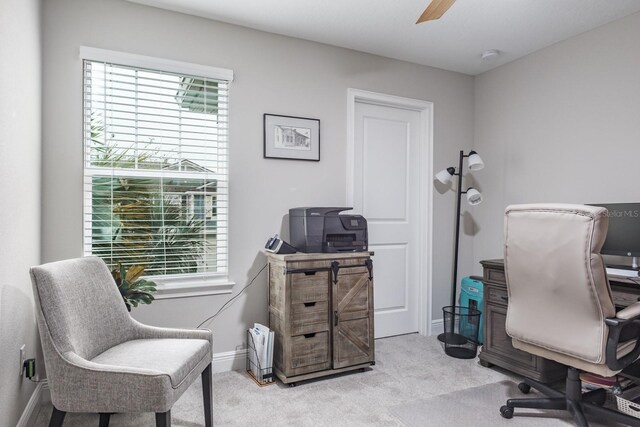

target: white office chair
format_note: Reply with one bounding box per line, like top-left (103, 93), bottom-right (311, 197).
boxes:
top-left (500, 204), bottom-right (640, 426)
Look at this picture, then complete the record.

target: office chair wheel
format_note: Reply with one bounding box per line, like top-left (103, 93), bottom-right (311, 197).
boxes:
top-left (518, 382), bottom-right (531, 394)
top-left (288, 382), bottom-right (296, 388)
top-left (500, 405), bottom-right (514, 419)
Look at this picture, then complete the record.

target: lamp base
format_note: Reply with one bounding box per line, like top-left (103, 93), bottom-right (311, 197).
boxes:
top-left (437, 332), bottom-right (468, 345)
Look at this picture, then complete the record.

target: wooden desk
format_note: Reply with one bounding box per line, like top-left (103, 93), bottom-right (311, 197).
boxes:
top-left (479, 259), bottom-right (640, 383)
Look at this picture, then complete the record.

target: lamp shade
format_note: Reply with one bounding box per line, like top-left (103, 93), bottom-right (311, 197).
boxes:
top-left (435, 167), bottom-right (455, 185)
top-left (466, 188), bottom-right (482, 205)
top-left (467, 151), bottom-right (484, 171)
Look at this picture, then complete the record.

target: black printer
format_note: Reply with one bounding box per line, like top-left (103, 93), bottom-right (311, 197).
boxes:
top-left (289, 207), bottom-right (368, 253)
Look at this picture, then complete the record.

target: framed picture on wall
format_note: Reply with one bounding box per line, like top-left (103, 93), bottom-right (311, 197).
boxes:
top-left (263, 114), bottom-right (320, 161)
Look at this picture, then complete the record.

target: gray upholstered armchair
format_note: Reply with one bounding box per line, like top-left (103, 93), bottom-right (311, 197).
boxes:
top-left (30, 257), bottom-right (213, 427)
top-left (500, 204), bottom-right (640, 426)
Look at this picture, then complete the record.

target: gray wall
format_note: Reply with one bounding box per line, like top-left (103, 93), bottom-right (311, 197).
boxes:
top-left (42, 0), bottom-right (475, 355)
top-left (0, 0), bottom-right (42, 425)
top-left (473, 12), bottom-right (640, 270)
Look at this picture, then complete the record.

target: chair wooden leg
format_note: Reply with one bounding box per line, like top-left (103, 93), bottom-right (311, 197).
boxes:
top-left (48, 407), bottom-right (66, 427)
top-left (155, 410), bottom-right (171, 427)
top-left (202, 363), bottom-right (213, 427)
top-left (99, 413), bottom-right (111, 427)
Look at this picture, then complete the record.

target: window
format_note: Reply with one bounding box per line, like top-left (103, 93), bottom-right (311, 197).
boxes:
top-left (82, 50), bottom-right (231, 281)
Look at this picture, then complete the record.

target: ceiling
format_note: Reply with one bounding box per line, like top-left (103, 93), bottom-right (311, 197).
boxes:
top-left (126, 0), bottom-right (640, 75)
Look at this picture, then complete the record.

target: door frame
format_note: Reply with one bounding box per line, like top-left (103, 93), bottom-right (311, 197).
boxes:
top-left (346, 88), bottom-right (434, 337)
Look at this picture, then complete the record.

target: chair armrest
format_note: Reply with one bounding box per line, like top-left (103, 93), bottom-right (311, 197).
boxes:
top-left (131, 319), bottom-right (213, 346)
top-left (605, 306), bottom-right (640, 371)
top-left (65, 351), bottom-right (167, 377)
top-left (617, 301), bottom-right (640, 320)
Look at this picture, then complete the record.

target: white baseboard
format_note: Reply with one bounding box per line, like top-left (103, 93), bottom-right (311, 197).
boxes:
top-left (431, 318), bottom-right (444, 336)
top-left (16, 381), bottom-right (48, 427)
top-left (41, 382), bottom-right (51, 403)
top-left (212, 349), bottom-right (248, 373)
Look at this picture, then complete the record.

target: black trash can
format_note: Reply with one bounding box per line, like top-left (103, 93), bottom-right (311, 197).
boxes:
top-left (442, 306), bottom-right (481, 359)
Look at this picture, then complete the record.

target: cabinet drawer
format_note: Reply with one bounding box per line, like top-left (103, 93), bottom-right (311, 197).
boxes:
top-left (291, 301), bottom-right (329, 335)
top-left (485, 268), bottom-right (506, 285)
top-left (487, 286), bottom-right (509, 306)
top-left (290, 271), bottom-right (329, 303)
top-left (290, 331), bottom-right (330, 370)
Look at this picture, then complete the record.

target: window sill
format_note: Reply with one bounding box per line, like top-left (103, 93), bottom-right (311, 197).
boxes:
top-left (153, 276), bottom-right (235, 299)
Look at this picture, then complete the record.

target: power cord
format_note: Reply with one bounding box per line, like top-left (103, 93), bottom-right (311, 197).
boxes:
top-left (625, 273), bottom-right (640, 283)
top-left (197, 264), bottom-right (267, 328)
top-left (628, 276), bottom-right (640, 286)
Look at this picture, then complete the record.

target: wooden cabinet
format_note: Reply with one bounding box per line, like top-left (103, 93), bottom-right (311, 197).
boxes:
top-left (267, 251), bottom-right (375, 385)
top-left (479, 259), bottom-right (567, 383)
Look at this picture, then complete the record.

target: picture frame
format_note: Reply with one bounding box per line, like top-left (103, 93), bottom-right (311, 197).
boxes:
top-left (263, 114), bottom-right (320, 161)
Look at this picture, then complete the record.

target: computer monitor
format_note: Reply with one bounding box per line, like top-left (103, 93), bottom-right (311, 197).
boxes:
top-left (589, 203), bottom-right (640, 268)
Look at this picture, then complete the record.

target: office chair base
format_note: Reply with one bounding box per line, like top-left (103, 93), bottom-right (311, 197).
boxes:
top-left (501, 367), bottom-right (640, 427)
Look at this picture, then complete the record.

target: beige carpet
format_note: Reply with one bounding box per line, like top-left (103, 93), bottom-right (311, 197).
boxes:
top-left (32, 334), bottom-right (625, 426)
top-left (389, 379), bottom-right (624, 427)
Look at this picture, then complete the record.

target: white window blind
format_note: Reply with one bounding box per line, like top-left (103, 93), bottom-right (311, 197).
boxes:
top-left (83, 59), bottom-right (229, 278)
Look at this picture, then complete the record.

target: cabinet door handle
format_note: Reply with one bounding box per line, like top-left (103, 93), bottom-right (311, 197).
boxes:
top-left (285, 267), bottom-right (329, 275)
top-left (303, 333), bottom-right (316, 338)
top-left (331, 261), bottom-right (340, 285)
top-left (334, 311), bottom-right (339, 326)
top-left (500, 295), bottom-right (508, 302)
top-left (304, 302), bottom-right (317, 307)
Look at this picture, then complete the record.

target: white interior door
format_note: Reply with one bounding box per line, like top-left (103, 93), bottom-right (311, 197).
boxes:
top-left (352, 100), bottom-right (422, 338)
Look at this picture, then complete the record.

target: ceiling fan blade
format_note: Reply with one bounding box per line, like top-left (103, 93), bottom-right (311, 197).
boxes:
top-left (416, 0), bottom-right (456, 24)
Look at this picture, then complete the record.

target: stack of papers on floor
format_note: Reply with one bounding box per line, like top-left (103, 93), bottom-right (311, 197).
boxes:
top-left (248, 323), bottom-right (274, 383)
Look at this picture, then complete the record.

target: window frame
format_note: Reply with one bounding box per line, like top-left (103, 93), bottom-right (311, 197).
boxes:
top-left (80, 47), bottom-right (235, 298)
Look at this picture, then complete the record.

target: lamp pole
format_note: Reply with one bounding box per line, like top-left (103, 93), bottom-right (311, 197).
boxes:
top-left (451, 150), bottom-right (464, 310)
top-left (436, 150), bottom-right (481, 344)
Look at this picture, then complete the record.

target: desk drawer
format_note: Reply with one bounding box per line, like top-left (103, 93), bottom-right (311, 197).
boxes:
top-left (485, 303), bottom-right (535, 368)
top-left (487, 286), bottom-right (509, 306)
top-left (291, 301), bottom-right (329, 336)
top-left (485, 268), bottom-right (506, 285)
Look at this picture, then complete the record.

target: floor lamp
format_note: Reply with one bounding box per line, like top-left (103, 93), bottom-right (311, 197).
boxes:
top-left (435, 150), bottom-right (484, 343)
